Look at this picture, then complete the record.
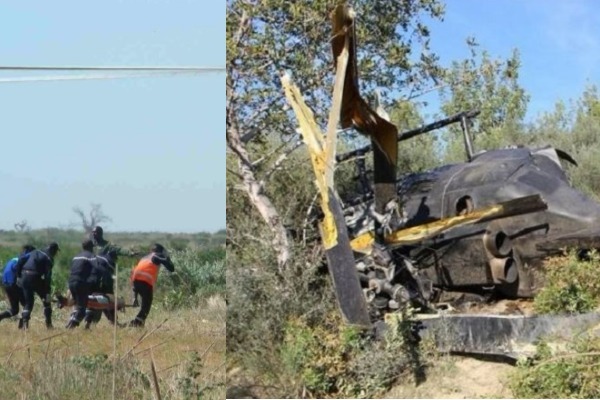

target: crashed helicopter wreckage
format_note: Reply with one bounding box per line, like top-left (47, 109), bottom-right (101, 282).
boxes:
top-left (281, 3), bottom-right (600, 359)
top-left (342, 125), bottom-right (597, 311)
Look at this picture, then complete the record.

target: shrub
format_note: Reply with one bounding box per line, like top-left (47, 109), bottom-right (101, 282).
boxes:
top-left (344, 309), bottom-right (428, 398)
top-left (226, 239), bottom-right (334, 353)
top-left (280, 315), bottom-right (360, 395)
top-left (176, 351), bottom-right (225, 399)
top-left (14, 353), bottom-right (151, 399)
top-left (277, 309), bottom-right (426, 398)
top-left (512, 337), bottom-right (600, 398)
top-left (514, 249), bottom-right (600, 399)
top-left (157, 249), bottom-right (225, 309)
top-left (534, 249), bottom-right (600, 314)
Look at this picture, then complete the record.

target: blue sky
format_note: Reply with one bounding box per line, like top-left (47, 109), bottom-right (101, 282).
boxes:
top-left (416, 0), bottom-right (600, 121)
top-left (0, 1), bottom-right (224, 233)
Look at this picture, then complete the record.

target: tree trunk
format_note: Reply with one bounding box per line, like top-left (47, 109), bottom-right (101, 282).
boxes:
top-left (226, 9), bottom-right (290, 271)
top-left (226, 122), bottom-right (290, 271)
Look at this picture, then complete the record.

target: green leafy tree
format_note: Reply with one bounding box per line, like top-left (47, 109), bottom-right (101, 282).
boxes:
top-left (520, 85), bottom-right (600, 199)
top-left (438, 38), bottom-right (530, 161)
top-left (389, 100), bottom-right (439, 173)
top-left (528, 85), bottom-right (600, 198)
top-left (226, 0), bottom-right (446, 270)
top-left (226, 1), bottom-right (448, 395)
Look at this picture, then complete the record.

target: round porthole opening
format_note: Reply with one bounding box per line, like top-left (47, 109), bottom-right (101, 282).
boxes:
top-left (456, 195), bottom-right (474, 216)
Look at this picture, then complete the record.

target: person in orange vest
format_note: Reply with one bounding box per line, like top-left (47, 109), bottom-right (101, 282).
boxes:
top-left (128, 243), bottom-right (174, 327)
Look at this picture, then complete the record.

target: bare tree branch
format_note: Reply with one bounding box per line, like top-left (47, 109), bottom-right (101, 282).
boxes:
top-left (14, 220), bottom-right (31, 233)
top-left (252, 134), bottom-right (298, 167)
top-left (226, 9), bottom-right (291, 271)
top-left (226, 167), bottom-right (244, 180)
top-left (227, 124), bottom-right (291, 270)
top-left (73, 203), bottom-right (112, 233)
top-left (259, 140), bottom-right (303, 186)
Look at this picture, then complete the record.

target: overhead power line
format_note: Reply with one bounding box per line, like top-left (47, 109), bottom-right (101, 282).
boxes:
top-left (0, 66), bottom-right (224, 71)
top-left (0, 65), bottom-right (224, 83)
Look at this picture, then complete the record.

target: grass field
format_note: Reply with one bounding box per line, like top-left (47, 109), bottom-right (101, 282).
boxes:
top-left (0, 295), bottom-right (225, 400)
top-left (0, 229), bottom-right (226, 253)
top-left (0, 229), bottom-right (225, 399)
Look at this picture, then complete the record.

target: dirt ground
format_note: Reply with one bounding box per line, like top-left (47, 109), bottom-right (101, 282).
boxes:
top-left (386, 356), bottom-right (515, 399)
top-left (226, 356), bottom-right (516, 399)
top-left (227, 301), bottom-right (536, 399)
top-left (382, 299), bottom-right (530, 399)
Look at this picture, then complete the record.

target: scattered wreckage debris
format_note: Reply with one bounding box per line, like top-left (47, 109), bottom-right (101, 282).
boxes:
top-left (409, 310), bottom-right (600, 361)
top-left (282, 2), bottom-right (600, 357)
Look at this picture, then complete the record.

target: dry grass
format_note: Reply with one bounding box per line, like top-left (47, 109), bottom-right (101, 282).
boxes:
top-left (0, 295), bottom-right (225, 400)
top-left (384, 356), bottom-right (514, 399)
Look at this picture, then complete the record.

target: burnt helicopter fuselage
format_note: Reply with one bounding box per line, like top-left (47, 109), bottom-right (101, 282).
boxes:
top-left (344, 145), bottom-right (600, 302)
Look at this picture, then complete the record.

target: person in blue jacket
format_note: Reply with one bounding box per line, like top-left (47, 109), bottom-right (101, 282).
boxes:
top-left (0, 244), bottom-right (35, 324)
top-left (16, 242), bottom-right (60, 329)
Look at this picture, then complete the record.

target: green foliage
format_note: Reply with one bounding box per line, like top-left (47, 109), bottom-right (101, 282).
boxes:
top-left (441, 40), bottom-right (529, 132)
top-left (512, 337), bottom-right (600, 398)
top-left (0, 364), bottom-right (21, 398)
top-left (227, 138), bottom-right (320, 252)
top-left (226, 240), bottom-right (334, 353)
top-left (520, 84), bottom-right (600, 199)
top-left (534, 250), bottom-right (600, 314)
top-left (439, 39), bottom-right (530, 162)
top-left (225, 1), bottom-right (600, 398)
top-left (8, 354), bottom-right (151, 399)
top-left (279, 317), bottom-right (353, 394)
top-left (0, 235), bottom-right (225, 317)
top-left (345, 309), bottom-right (428, 397)
top-left (0, 248), bottom-right (17, 270)
top-left (157, 248), bottom-right (225, 309)
top-left (176, 351), bottom-right (224, 399)
top-left (168, 237), bottom-right (190, 251)
top-left (228, 0), bottom-right (445, 142)
top-left (277, 309), bottom-right (427, 398)
top-left (0, 228), bottom-right (224, 254)
top-left (70, 354), bottom-right (112, 373)
top-left (560, 86), bottom-right (600, 197)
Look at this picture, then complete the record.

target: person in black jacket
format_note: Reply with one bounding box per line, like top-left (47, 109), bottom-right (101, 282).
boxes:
top-left (65, 239), bottom-right (96, 329)
top-left (83, 247), bottom-right (118, 328)
top-left (16, 242), bottom-right (60, 329)
top-left (90, 226), bottom-right (111, 254)
top-left (0, 244), bottom-right (35, 324)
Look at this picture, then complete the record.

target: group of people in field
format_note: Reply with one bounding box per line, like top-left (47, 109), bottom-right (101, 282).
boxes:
top-left (0, 226), bottom-right (175, 330)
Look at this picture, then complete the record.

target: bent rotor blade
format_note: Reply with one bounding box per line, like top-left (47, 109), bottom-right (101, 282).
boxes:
top-left (281, 18), bottom-right (371, 328)
top-left (326, 190), bottom-right (372, 327)
top-left (331, 4), bottom-right (398, 219)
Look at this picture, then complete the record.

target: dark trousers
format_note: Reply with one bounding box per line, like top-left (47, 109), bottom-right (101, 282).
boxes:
top-left (85, 308), bottom-right (116, 326)
top-left (0, 285), bottom-right (25, 321)
top-left (133, 280), bottom-right (153, 323)
top-left (21, 274), bottom-right (52, 326)
top-left (84, 285), bottom-right (116, 326)
top-left (68, 282), bottom-right (90, 325)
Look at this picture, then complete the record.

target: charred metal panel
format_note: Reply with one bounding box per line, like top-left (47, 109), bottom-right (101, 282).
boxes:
top-left (345, 146), bottom-right (600, 298)
top-left (415, 311), bottom-right (600, 360)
